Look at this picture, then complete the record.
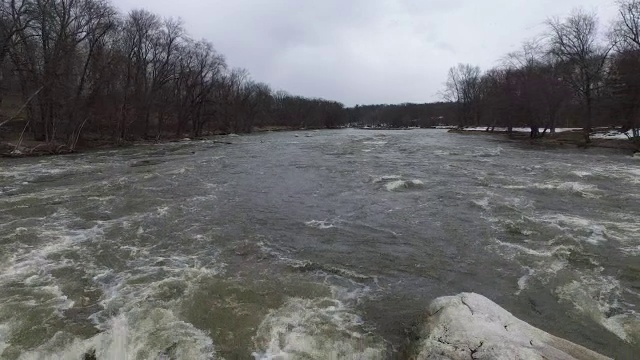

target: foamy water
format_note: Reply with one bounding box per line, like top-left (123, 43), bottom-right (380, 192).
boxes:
top-left (1, 129), bottom-right (639, 358)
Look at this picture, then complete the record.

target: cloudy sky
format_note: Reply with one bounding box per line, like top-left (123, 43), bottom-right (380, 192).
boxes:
top-left (111, 0), bottom-right (618, 106)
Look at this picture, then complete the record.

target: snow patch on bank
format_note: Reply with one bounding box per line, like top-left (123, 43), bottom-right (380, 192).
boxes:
top-left (461, 127), bottom-right (582, 133)
top-left (591, 130), bottom-right (634, 140)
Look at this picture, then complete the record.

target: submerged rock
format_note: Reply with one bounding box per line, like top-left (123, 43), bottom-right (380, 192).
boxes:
top-left (416, 293), bottom-right (610, 360)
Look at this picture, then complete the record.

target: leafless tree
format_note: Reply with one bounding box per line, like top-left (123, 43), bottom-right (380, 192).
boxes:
top-left (443, 63), bottom-right (482, 126)
top-left (613, 0), bottom-right (640, 49)
top-left (0, 0), bottom-right (350, 151)
top-left (546, 9), bottom-right (613, 141)
top-left (611, 0), bottom-right (640, 138)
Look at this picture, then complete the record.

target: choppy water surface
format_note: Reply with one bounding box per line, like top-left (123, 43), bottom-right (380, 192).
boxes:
top-left (1, 129), bottom-right (639, 359)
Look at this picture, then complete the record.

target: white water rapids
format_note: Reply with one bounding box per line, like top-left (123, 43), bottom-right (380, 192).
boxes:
top-left (0, 129), bottom-right (639, 359)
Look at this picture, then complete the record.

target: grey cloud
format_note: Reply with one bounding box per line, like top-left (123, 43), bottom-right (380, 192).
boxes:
top-left (112, 0), bottom-right (619, 106)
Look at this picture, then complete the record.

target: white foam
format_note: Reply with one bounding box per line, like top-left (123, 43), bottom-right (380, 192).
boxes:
top-left (471, 147), bottom-right (502, 157)
top-left (167, 167), bottom-right (189, 175)
top-left (556, 274), bottom-right (640, 342)
top-left (472, 197), bottom-right (490, 210)
top-left (251, 298), bottom-right (385, 360)
top-left (557, 182), bottom-right (598, 195)
top-left (0, 323), bottom-right (10, 355)
top-left (1, 209), bottom-right (224, 358)
top-left (18, 309), bottom-right (216, 360)
top-left (515, 267), bottom-right (535, 295)
top-left (572, 171), bottom-right (593, 178)
top-left (585, 225), bottom-right (607, 245)
top-left (620, 245), bottom-right (640, 256)
top-left (493, 239), bottom-right (571, 259)
top-left (503, 181), bottom-right (600, 198)
top-left (305, 220), bottom-right (336, 229)
top-left (372, 175), bottom-right (401, 183)
top-left (385, 179), bottom-right (424, 192)
top-left (362, 141), bottom-right (387, 146)
top-left (538, 214), bottom-right (612, 245)
top-left (0, 223), bottom-right (101, 284)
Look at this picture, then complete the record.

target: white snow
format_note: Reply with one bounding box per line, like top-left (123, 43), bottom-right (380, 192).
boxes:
top-left (458, 126), bottom-right (638, 140)
top-left (591, 130), bottom-right (633, 140)
top-left (461, 127), bottom-right (582, 133)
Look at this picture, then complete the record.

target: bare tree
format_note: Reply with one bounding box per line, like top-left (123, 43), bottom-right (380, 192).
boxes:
top-left (613, 0), bottom-right (640, 49)
top-left (546, 9), bottom-right (612, 142)
top-left (0, 0), bottom-right (32, 108)
top-left (0, 0), bottom-right (351, 153)
top-left (443, 63), bottom-right (482, 127)
top-left (502, 41), bottom-right (572, 137)
top-left (611, 0), bottom-right (640, 138)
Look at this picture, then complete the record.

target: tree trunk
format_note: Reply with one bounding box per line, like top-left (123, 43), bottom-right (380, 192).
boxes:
top-left (584, 83), bottom-right (592, 143)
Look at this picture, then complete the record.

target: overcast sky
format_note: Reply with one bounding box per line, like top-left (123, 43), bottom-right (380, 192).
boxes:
top-left (111, 0), bottom-right (618, 106)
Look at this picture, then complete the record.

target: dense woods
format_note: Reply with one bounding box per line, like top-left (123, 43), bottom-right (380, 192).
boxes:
top-left (0, 0), bottom-right (347, 152)
top-left (443, 1), bottom-right (640, 142)
top-left (1, 0), bottom-right (640, 153)
top-left (346, 102), bottom-right (456, 129)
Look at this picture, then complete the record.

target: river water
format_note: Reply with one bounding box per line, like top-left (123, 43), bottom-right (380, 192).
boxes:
top-left (0, 129), bottom-right (639, 359)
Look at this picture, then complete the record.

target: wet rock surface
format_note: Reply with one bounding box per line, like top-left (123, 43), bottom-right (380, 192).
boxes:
top-left (417, 293), bottom-right (610, 360)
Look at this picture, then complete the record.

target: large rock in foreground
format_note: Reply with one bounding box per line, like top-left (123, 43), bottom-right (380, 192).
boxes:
top-left (416, 293), bottom-right (610, 360)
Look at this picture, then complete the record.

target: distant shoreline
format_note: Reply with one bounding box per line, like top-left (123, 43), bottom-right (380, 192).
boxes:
top-left (448, 127), bottom-right (639, 154)
top-left (2, 126), bottom-right (638, 158)
top-left (0, 126), bottom-right (308, 158)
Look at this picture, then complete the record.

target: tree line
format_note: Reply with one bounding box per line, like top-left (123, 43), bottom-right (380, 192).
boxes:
top-left (0, 0), bottom-right (347, 150)
top-left (346, 102), bottom-right (456, 129)
top-left (2, 0), bottom-right (639, 151)
top-left (443, 0), bottom-right (640, 142)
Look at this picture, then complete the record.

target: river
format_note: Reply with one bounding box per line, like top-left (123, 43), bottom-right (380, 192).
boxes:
top-left (0, 129), bottom-right (639, 359)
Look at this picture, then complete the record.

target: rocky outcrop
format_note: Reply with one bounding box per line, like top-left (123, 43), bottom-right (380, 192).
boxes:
top-left (416, 293), bottom-right (610, 360)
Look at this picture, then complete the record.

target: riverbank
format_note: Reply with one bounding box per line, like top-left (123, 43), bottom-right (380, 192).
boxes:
top-left (0, 126), bottom-right (302, 158)
top-left (448, 128), bottom-right (640, 154)
top-left (3, 126), bottom-right (639, 159)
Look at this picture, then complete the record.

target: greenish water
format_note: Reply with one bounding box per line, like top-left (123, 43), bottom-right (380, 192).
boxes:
top-left (0, 129), bottom-right (639, 359)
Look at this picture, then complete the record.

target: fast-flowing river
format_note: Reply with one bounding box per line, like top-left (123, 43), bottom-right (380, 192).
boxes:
top-left (0, 129), bottom-right (639, 359)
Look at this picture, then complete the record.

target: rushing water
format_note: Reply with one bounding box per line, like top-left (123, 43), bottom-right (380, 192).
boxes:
top-left (0, 129), bottom-right (639, 359)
